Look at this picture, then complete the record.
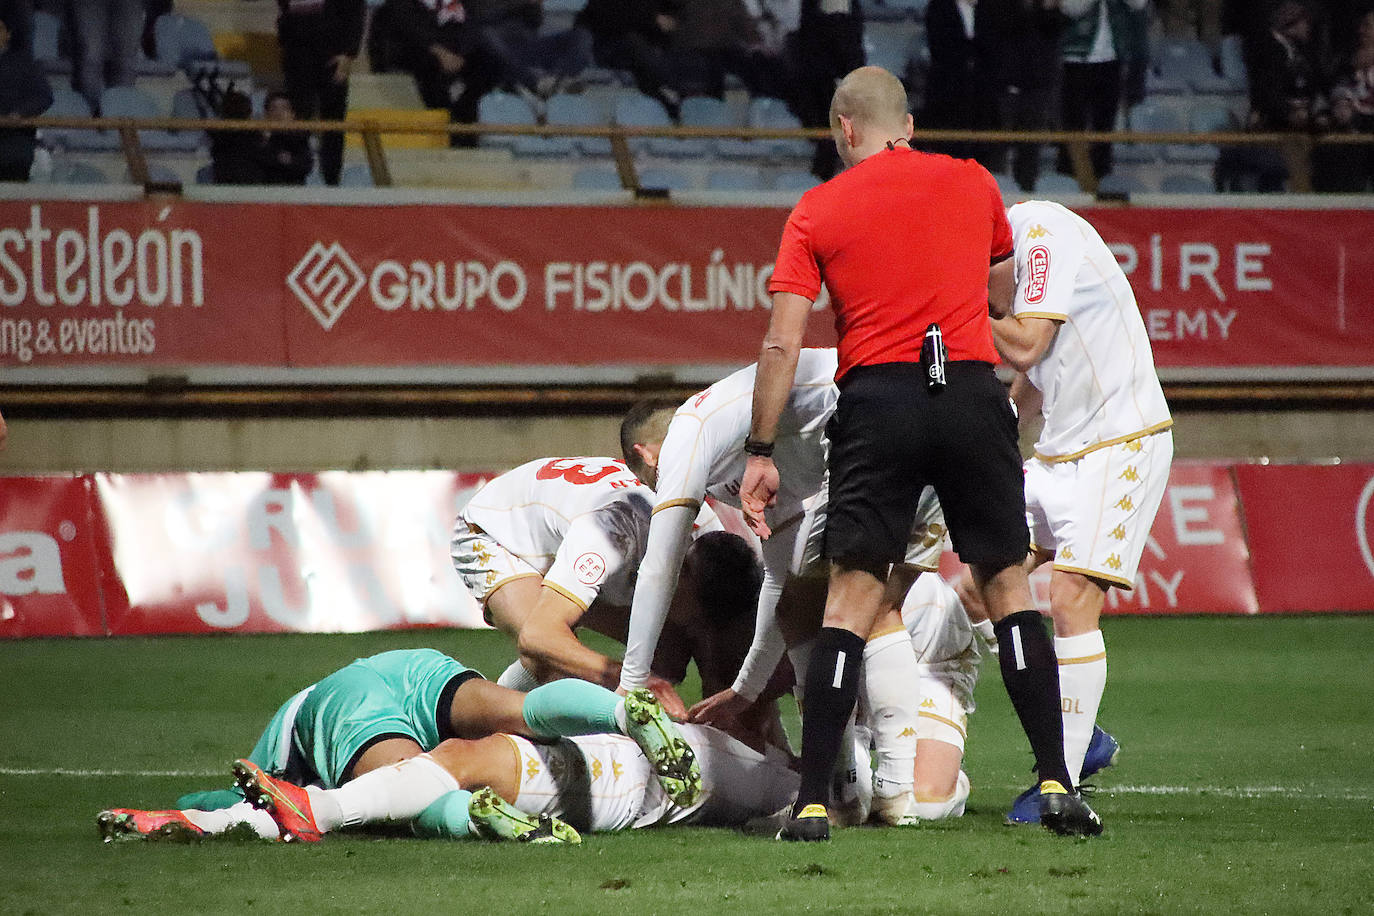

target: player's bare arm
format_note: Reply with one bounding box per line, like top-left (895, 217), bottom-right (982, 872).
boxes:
top-left (516, 586), bottom-right (624, 689)
top-left (989, 312), bottom-right (1060, 372)
top-left (988, 257), bottom-right (1017, 318)
top-left (742, 290), bottom-right (812, 537)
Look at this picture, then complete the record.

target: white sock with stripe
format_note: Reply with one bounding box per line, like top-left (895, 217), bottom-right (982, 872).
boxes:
top-left (1055, 630), bottom-right (1107, 786)
top-left (182, 802), bottom-right (281, 839)
top-left (306, 754), bottom-right (461, 830)
top-left (862, 629), bottom-right (918, 797)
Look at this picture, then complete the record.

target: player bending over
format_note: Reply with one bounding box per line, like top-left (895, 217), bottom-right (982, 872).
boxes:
top-left (97, 648), bottom-right (699, 844)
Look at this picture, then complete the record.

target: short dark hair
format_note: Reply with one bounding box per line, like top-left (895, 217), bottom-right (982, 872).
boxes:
top-left (619, 398), bottom-right (678, 479)
top-left (682, 532), bottom-right (763, 627)
top-left (265, 91), bottom-right (293, 111)
top-left (220, 89), bottom-right (253, 120)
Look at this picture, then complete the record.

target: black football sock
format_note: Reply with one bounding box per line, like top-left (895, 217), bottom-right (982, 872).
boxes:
top-left (793, 626), bottom-right (866, 815)
top-left (995, 610), bottom-right (1074, 791)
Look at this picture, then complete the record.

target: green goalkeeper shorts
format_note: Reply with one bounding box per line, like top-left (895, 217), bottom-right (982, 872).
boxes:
top-left (294, 648), bottom-right (480, 788)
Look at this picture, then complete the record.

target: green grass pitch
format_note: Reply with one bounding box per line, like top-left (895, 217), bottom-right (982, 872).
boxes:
top-left (2, 615), bottom-right (1372, 915)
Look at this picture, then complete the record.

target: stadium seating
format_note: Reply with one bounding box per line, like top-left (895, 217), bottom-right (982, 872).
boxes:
top-left (704, 166), bottom-right (767, 191)
top-left (154, 13), bottom-right (251, 79)
top-left (1160, 171), bottom-right (1214, 194)
top-left (102, 86), bottom-right (200, 152)
top-left (540, 92), bottom-right (610, 156)
top-left (572, 165), bottom-right (624, 190)
top-left (638, 165), bottom-right (693, 191)
top-left (613, 92), bottom-right (674, 156)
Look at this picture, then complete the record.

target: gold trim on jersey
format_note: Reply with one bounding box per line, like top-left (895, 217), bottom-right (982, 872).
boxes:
top-left (1051, 562), bottom-right (1134, 589)
top-left (653, 498), bottom-right (701, 515)
top-left (1033, 420), bottom-right (1174, 464)
top-left (484, 572), bottom-right (541, 604)
top-left (1014, 310), bottom-right (1068, 322)
top-left (1058, 650), bottom-right (1108, 665)
top-left (542, 580), bottom-right (590, 612)
top-left (918, 710), bottom-right (967, 739)
top-left (867, 622), bottom-right (908, 641)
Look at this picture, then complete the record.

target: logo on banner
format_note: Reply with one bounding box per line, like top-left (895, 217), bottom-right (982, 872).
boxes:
top-left (1358, 475), bottom-right (1374, 581)
top-left (288, 242), bottom-right (365, 330)
top-left (574, 552), bottom-right (606, 585)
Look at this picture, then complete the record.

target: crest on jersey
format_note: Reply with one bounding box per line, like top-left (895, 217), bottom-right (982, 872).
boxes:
top-left (574, 552), bottom-right (607, 585)
top-left (1025, 245), bottom-right (1051, 304)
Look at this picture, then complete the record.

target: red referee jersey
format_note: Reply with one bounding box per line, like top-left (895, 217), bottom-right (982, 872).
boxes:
top-left (769, 146), bottom-right (1012, 380)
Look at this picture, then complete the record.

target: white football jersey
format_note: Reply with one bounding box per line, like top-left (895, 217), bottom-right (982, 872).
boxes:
top-left (457, 457), bottom-right (654, 608)
top-left (653, 347), bottom-right (838, 522)
top-left (620, 348), bottom-right (838, 691)
top-left (1008, 201), bottom-right (1172, 462)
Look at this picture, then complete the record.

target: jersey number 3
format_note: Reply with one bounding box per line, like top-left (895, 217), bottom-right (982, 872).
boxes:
top-left (536, 458), bottom-right (622, 485)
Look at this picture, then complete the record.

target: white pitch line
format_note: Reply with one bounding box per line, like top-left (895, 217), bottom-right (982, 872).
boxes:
top-left (0, 767), bottom-right (220, 778)
top-left (2, 768), bottom-right (1372, 802)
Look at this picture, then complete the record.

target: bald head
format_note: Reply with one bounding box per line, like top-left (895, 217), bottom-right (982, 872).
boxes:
top-left (829, 66), bottom-right (910, 134)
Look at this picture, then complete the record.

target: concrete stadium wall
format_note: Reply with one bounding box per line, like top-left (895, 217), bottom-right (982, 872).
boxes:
top-left (5, 407), bottom-right (1374, 474)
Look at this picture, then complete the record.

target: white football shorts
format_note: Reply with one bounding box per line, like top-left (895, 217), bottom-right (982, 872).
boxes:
top-left (1024, 429), bottom-right (1174, 589)
top-left (449, 518), bottom-right (541, 606)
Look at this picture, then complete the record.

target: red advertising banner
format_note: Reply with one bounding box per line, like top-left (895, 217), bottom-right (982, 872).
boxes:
top-left (94, 470), bottom-right (491, 635)
top-left (5, 461), bottom-right (1374, 638)
top-left (940, 460), bottom-right (1258, 615)
top-left (1232, 462), bottom-right (1374, 613)
top-left (0, 475), bottom-right (108, 637)
top-left (2, 199), bottom-right (1371, 376)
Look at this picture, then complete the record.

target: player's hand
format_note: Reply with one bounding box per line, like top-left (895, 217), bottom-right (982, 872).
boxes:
top-left (687, 687), bottom-right (749, 728)
top-left (739, 455), bottom-right (779, 538)
top-left (645, 675), bottom-right (688, 720)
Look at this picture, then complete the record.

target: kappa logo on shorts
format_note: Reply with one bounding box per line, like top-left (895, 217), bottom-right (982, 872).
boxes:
top-left (287, 242), bottom-right (366, 330)
top-left (1025, 245), bottom-right (1051, 304)
top-left (573, 552), bottom-right (607, 585)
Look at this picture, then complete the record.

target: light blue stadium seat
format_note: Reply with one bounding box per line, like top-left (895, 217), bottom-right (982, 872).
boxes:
top-left (705, 166), bottom-right (767, 191)
top-left (613, 92), bottom-right (673, 155)
top-left (101, 86), bottom-right (200, 152)
top-left (33, 11), bottom-right (65, 68)
top-left (195, 162), bottom-right (215, 184)
top-left (1034, 172), bottom-right (1082, 194)
top-left (340, 163), bottom-right (375, 187)
top-left (650, 95), bottom-right (726, 157)
top-left (748, 95), bottom-right (809, 159)
top-left (1160, 171), bottom-right (1213, 194)
top-left (1220, 34), bottom-right (1246, 86)
top-left (773, 170), bottom-right (821, 192)
top-left (1097, 171), bottom-right (1148, 196)
top-left (1165, 101), bottom-right (1234, 164)
top-left (864, 23), bottom-right (914, 75)
top-left (135, 163), bottom-right (183, 185)
top-left (154, 14), bottom-right (251, 78)
top-left (572, 165), bottom-right (624, 191)
top-left (1122, 100), bottom-right (1185, 163)
top-left (1154, 37), bottom-right (1235, 94)
top-left (479, 90), bottom-right (540, 151)
top-left (637, 166), bottom-right (693, 191)
top-left (41, 87), bottom-right (118, 152)
top-left (544, 92), bottom-right (610, 155)
top-left (50, 158), bottom-right (110, 184)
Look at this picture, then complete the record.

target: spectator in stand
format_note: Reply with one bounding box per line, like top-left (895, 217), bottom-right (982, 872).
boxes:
top-left (376, 0), bottom-right (502, 146)
top-left (466, 0), bottom-right (593, 107)
top-left (276, 0), bottom-right (364, 187)
top-left (1157, 0), bottom-right (1224, 74)
top-left (1333, 7), bottom-right (1374, 124)
top-left (576, 0), bottom-right (685, 117)
top-left (1244, 0), bottom-right (1329, 131)
top-left (210, 89), bottom-right (266, 184)
top-left (0, 12), bottom-right (49, 182)
top-left (0, 0), bottom-right (32, 58)
top-left (260, 90), bottom-right (314, 184)
top-left (791, 0), bottom-right (864, 180)
top-left (1313, 85), bottom-right (1372, 190)
top-left (1057, 0), bottom-right (1149, 183)
top-left (921, 0), bottom-right (1016, 171)
top-left (1004, 0), bottom-right (1064, 192)
top-left (69, 0), bottom-right (141, 113)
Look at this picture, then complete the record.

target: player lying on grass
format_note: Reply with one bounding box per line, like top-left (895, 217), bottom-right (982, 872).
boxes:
top-left (98, 648), bottom-right (699, 844)
top-left (232, 718), bottom-right (802, 844)
top-left (451, 455), bottom-right (725, 718)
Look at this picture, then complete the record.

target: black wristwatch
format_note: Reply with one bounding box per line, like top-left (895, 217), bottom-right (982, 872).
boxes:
top-left (743, 438), bottom-right (775, 458)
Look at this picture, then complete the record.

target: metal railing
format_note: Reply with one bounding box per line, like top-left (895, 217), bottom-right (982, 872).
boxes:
top-left (17, 114), bottom-right (1374, 194)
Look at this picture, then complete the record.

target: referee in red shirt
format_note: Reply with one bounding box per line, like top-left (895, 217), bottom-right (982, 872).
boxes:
top-left (741, 66), bottom-right (1101, 840)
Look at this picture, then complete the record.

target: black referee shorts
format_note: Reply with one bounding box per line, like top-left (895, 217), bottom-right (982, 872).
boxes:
top-left (824, 360), bottom-right (1029, 572)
